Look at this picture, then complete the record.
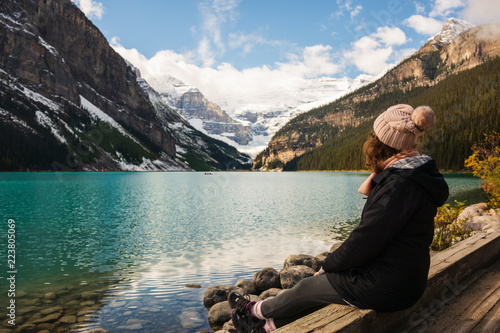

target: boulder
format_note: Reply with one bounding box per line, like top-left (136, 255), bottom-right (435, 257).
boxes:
top-left (222, 319), bottom-right (237, 332)
top-left (248, 294), bottom-right (262, 303)
top-left (208, 301), bottom-right (232, 331)
top-left (235, 279), bottom-right (256, 295)
top-left (315, 251), bottom-right (329, 264)
top-left (203, 285), bottom-right (244, 309)
top-left (253, 267), bottom-right (281, 292)
top-left (280, 265), bottom-right (316, 289)
top-left (456, 203), bottom-right (488, 221)
top-left (283, 254), bottom-right (321, 271)
top-left (330, 242), bottom-right (343, 253)
top-left (178, 307), bottom-right (205, 329)
top-left (464, 215), bottom-right (500, 231)
top-left (259, 288), bottom-right (283, 300)
top-left (185, 284), bottom-right (202, 288)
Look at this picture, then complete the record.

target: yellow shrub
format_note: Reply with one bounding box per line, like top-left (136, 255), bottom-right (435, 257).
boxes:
top-left (465, 132), bottom-right (500, 208)
top-left (431, 201), bottom-right (472, 251)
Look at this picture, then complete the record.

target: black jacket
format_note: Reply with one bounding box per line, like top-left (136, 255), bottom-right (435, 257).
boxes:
top-left (323, 160), bottom-right (449, 312)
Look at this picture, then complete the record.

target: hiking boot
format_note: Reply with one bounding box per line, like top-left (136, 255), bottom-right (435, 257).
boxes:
top-left (231, 309), bottom-right (266, 333)
top-left (228, 291), bottom-right (255, 314)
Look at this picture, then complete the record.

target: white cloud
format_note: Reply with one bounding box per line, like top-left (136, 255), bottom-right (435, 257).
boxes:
top-left (71, 0), bottom-right (104, 20)
top-left (228, 32), bottom-right (281, 56)
top-left (462, 0), bottom-right (500, 24)
top-left (347, 27), bottom-right (408, 75)
top-left (197, 37), bottom-right (216, 67)
top-left (196, 0), bottom-right (241, 66)
top-left (350, 5), bottom-right (363, 19)
top-left (111, 40), bottom-right (343, 111)
top-left (414, 1), bottom-right (426, 14)
top-left (374, 26), bottom-right (407, 45)
top-left (429, 0), bottom-right (464, 17)
top-left (404, 15), bottom-right (444, 35)
top-left (334, 0), bottom-right (362, 20)
top-left (278, 45), bottom-right (341, 78)
top-left (394, 48), bottom-right (419, 61)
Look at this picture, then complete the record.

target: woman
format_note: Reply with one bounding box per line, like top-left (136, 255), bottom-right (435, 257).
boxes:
top-left (228, 104), bottom-right (450, 332)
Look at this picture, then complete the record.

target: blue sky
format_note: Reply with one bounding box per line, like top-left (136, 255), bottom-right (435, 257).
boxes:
top-left (71, 0), bottom-right (498, 97)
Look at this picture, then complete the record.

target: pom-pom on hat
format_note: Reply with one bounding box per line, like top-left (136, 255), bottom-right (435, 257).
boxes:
top-left (373, 104), bottom-right (435, 150)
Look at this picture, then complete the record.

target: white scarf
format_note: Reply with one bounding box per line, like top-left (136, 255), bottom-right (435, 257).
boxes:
top-left (358, 151), bottom-right (420, 196)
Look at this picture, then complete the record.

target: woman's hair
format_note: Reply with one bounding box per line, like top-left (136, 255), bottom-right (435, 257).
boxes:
top-left (363, 131), bottom-right (416, 173)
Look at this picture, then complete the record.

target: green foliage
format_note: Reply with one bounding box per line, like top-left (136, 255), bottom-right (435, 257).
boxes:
top-left (413, 58), bottom-right (500, 171)
top-left (431, 201), bottom-right (472, 251)
top-left (176, 131), bottom-right (252, 171)
top-left (421, 51), bottom-right (445, 80)
top-left (0, 91), bottom-right (69, 171)
top-left (178, 153), bottom-right (215, 171)
top-left (79, 121), bottom-right (158, 165)
top-left (465, 132), bottom-right (500, 208)
top-left (265, 159), bottom-right (284, 170)
top-left (284, 122), bottom-right (370, 171)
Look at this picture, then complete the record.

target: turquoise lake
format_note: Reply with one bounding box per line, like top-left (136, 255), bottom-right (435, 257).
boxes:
top-left (0, 172), bottom-right (486, 332)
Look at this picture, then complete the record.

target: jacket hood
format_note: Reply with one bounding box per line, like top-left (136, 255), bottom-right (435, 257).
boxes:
top-left (386, 159), bottom-right (449, 207)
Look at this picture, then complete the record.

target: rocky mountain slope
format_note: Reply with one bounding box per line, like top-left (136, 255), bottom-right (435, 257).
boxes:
top-left (0, 0), bottom-right (251, 171)
top-left (121, 49), bottom-right (376, 157)
top-left (174, 88), bottom-right (252, 145)
top-left (254, 20), bottom-right (500, 171)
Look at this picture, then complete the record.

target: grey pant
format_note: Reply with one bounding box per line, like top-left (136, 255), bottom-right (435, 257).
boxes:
top-left (261, 274), bottom-right (347, 328)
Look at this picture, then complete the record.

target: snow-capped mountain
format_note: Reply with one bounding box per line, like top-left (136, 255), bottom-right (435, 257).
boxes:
top-left (140, 69), bottom-right (375, 157)
top-left (427, 18), bottom-right (475, 49)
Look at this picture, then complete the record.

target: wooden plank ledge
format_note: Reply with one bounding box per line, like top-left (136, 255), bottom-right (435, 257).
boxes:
top-left (274, 231), bottom-right (500, 333)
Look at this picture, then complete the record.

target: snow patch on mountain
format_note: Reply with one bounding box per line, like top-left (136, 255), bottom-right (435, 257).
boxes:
top-left (79, 95), bottom-right (139, 144)
top-left (430, 18), bottom-right (475, 47)
top-left (35, 111), bottom-right (66, 144)
top-left (115, 154), bottom-right (181, 172)
top-left (38, 36), bottom-right (59, 58)
top-left (0, 107), bottom-right (33, 132)
top-left (144, 72), bottom-right (376, 157)
top-left (19, 85), bottom-right (61, 111)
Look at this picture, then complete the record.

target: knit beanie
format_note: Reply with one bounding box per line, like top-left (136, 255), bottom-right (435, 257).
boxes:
top-left (373, 104), bottom-right (436, 150)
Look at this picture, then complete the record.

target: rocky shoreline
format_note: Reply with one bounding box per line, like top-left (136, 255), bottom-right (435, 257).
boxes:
top-left (0, 283), bottom-right (109, 333)
top-left (3, 203), bottom-right (497, 333)
top-left (457, 203), bottom-right (500, 234)
top-left (203, 202), bottom-right (500, 333)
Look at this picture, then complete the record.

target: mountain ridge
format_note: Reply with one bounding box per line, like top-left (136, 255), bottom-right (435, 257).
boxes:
top-left (0, 0), bottom-right (251, 171)
top-left (253, 20), bottom-right (500, 171)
